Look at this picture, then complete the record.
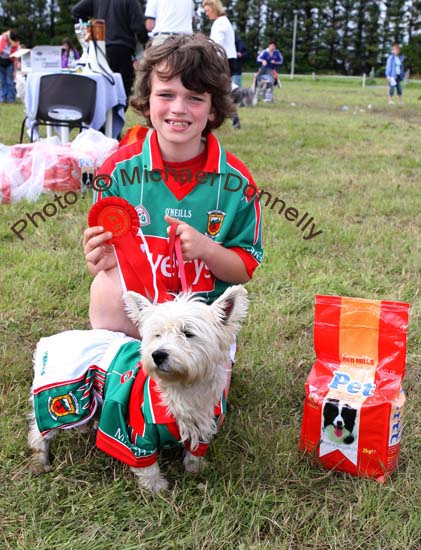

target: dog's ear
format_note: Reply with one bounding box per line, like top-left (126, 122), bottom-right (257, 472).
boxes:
top-left (212, 285), bottom-right (249, 325)
top-left (123, 291), bottom-right (153, 326)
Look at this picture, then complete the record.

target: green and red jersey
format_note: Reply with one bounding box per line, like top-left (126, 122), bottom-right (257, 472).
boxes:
top-left (33, 330), bottom-right (226, 468)
top-left (94, 129), bottom-right (263, 303)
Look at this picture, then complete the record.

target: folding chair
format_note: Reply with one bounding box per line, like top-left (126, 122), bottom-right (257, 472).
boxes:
top-left (20, 73), bottom-right (97, 143)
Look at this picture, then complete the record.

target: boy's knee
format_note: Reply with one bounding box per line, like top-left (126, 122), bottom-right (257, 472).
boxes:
top-left (90, 268), bottom-right (121, 301)
top-left (89, 269), bottom-right (139, 338)
top-left (89, 270), bottom-right (122, 326)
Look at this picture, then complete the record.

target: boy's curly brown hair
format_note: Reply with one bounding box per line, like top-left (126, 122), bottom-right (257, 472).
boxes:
top-left (130, 33), bottom-right (235, 135)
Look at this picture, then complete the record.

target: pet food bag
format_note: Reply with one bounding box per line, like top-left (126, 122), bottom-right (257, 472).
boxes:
top-left (299, 295), bottom-right (410, 481)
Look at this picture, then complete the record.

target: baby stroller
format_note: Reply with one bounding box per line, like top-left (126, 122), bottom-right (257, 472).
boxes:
top-left (253, 66), bottom-right (275, 103)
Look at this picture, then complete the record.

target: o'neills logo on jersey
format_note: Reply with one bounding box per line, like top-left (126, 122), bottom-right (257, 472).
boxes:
top-left (135, 204), bottom-right (150, 226)
top-left (144, 236), bottom-right (215, 293)
top-left (165, 208), bottom-right (192, 220)
top-left (206, 209), bottom-right (225, 238)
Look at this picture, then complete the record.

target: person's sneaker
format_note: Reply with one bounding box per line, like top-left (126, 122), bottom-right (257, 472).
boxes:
top-left (233, 117), bottom-right (241, 129)
top-left (388, 99), bottom-right (394, 105)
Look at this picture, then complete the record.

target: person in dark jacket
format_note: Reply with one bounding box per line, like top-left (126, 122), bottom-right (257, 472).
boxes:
top-left (72, 0), bottom-right (148, 100)
top-left (231, 34), bottom-right (248, 87)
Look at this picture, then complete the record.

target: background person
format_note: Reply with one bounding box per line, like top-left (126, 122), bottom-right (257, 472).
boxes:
top-left (257, 40), bottom-right (283, 71)
top-left (202, 0), bottom-right (240, 129)
top-left (72, 0), bottom-right (148, 101)
top-left (144, 0), bottom-right (195, 46)
top-left (257, 39), bottom-right (283, 87)
top-left (61, 37), bottom-right (80, 68)
top-left (385, 43), bottom-right (405, 105)
top-left (0, 29), bottom-right (20, 103)
top-left (232, 33), bottom-right (249, 87)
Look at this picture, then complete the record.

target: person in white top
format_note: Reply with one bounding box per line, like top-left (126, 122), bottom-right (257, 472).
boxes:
top-left (203, 0), bottom-right (240, 129)
top-left (203, 0), bottom-right (236, 61)
top-left (145, 0), bottom-right (196, 45)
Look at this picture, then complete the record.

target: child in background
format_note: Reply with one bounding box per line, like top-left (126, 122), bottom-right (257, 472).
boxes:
top-left (61, 38), bottom-right (80, 69)
top-left (385, 43), bottom-right (405, 105)
top-left (83, 34), bottom-right (263, 339)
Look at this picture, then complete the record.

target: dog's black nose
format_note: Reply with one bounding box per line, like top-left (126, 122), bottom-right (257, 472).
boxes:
top-left (152, 350), bottom-right (169, 367)
top-left (336, 421), bottom-right (343, 429)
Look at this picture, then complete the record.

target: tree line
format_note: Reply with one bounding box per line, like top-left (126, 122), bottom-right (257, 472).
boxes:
top-left (1, 0), bottom-right (421, 75)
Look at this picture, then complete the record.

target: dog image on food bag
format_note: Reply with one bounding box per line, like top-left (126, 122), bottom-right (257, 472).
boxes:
top-left (300, 295), bottom-right (410, 481)
top-left (322, 399), bottom-right (357, 445)
top-left (28, 285), bottom-right (248, 494)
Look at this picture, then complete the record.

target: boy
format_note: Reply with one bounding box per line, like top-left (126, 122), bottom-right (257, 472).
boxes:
top-left (385, 43), bottom-right (405, 105)
top-left (83, 34), bottom-right (263, 339)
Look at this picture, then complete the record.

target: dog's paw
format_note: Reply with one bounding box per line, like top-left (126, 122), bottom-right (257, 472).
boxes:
top-left (147, 475), bottom-right (169, 495)
top-left (77, 422), bottom-right (92, 434)
top-left (183, 451), bottom-right (207, 475)
top-left (77, 419), bottom-right (99, 433)
top-left (131, 464), bottom-right (169, 495)
top-left (136, 473), bottom-right (169, 495)
top-left (30, 452), bottom-right (52, 474)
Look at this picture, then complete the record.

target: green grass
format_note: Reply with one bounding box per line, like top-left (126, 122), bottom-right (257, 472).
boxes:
top-left (1, 77), bottom-right (420, 549)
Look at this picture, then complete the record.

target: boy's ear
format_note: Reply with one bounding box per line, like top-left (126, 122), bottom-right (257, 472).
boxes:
top-left (208, 108), bottom-right (216, 122)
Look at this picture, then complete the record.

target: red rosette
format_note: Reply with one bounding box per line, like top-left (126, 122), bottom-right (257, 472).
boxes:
top-left (88, 197), bottom-right (140, 242)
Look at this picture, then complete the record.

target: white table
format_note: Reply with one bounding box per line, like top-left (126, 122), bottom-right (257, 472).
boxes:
top-left (24, 70), bottom-right (126, 142)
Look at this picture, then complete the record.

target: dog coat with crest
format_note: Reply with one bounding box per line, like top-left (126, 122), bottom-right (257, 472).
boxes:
top-left (33, 329), bottom-right (227, 467)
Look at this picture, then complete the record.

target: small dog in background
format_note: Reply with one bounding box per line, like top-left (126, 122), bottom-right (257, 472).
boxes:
top-left (28, 285), bottom-right (249, 494)
top-left (231, 83), bottom-right (258, 107)
top-left (322, 398), bottom-right (357, 445)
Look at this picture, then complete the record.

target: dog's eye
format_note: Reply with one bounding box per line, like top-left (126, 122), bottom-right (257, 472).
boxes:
top-left (182, 329), bottom-right (194, 339)
top-left (154, 334), bottom-right (160, 339)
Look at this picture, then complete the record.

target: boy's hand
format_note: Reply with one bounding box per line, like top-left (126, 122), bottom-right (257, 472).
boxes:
top-left (83, 226), bottom-right (117, 276)
top-left (165, 215), bottom-right (210, 262)
top-left (164, 215), bottom-right (249, 283)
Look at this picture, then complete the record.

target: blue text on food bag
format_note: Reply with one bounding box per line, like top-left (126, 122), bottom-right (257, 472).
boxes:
top-left (328, 371), bottom-right (375, 397)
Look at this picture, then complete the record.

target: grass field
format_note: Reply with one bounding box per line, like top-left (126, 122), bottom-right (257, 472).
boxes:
top-left (0, 76), bottom-right (420, 550)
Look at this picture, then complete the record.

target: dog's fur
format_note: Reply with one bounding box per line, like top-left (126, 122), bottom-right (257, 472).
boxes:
top-left (231, 86), bottom-right (258, 107)
top-left (28, 285), bottom-right (248, 494)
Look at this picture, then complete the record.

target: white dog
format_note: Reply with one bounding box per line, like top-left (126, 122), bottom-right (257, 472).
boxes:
top-left (28, 285), bottom-right (248, 494)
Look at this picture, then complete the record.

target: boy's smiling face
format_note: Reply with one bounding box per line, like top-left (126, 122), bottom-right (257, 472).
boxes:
top-left (148, 69), bottom-right (215, 162)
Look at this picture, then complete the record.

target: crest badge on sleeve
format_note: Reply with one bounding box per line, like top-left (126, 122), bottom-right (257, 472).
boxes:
top-left (206, 209), bottom-right (225, 238)
top-left (135, 204), bottom-right (151, 226)
top-left (120, 370), bottom-right (135, 384)
top-left (48, 393), bottom-right (79, 421)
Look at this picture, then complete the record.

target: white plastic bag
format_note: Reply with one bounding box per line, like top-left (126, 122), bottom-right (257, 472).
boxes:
top-left (1, 142), bottom-right (81, 203)
top-left (71, 128), bottom-right (118, 166)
